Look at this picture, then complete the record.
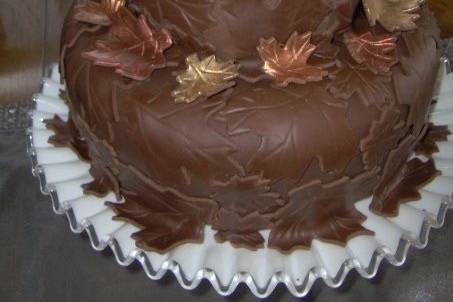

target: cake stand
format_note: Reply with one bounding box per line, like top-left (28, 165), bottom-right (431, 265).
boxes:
top-left (27, 59), bottom-right (453, 298)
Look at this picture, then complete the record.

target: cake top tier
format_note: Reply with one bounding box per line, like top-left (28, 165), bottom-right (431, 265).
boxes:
top-left (131, 0), bottom-right (360, 59)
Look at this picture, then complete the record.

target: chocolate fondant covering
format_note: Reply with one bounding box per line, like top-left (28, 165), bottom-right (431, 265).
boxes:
top-left (57, 0), bottom-right (441, 253)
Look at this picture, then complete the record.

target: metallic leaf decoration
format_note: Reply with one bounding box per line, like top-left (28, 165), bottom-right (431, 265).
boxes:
top-left (82, 8), bottom-right (173, 81)
top-left (172, 54), bottom-right (240, 103)
top-left (257, 31), bottom-right (328, 87)
top-left (344, 31), bottom-right (398, 73)
top-left (363, 0), bottom-right (424, 32)
top-left (73, 0), bottom-right (126, 26)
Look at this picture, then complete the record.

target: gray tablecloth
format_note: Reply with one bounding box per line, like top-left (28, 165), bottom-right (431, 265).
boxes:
top-left (1, 41), bottom-right (453, 301)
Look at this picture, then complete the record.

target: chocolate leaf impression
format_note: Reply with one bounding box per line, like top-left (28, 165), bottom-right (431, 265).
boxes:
top-left (344, 31), bottom-right (398, 74)
top-left (371, 158), bottom-right (439, 216)
top-left (415, 123), bottom-right (451, 156)
top-left (363, 0), bottom-right (424, 32)
top-left (211, 175), bottom-right (284, 217)
top-left (212, 209), bottom-right (270, 249)
top-left (328, 62), bottom-right (392, 109)
top-left (172, 54), bottom-right (240, 103)
top-left (109, 193), bottom-right (213, 253)
top-left (360, 107), bottom-right (406, 170)
top-left (73, 0), bottom-right (125, 26)
top-left (82, 164), bottom-right (121, 199)
top-left (145, 0), bottom-right (216, 36)
top-left (257, 31), bottom-right (328, 87)
top-left (269, 172), bottom-right (378, 251)
top-left (220, 84), bottom-right (359, 181)
top-left (215, 231), bottom-right (265, 249)
top-left (82, 8), bottom-right (173, 81)
top-left (44, 115), bottom-right (90, 161)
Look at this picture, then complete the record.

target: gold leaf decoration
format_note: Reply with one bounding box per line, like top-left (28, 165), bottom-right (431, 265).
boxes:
top-left (73, 0), bottom-right (125, 26)
top-left (363, 0), bottom-right (424, 32)
top-left (172, 54), bottom-right (240, 103)
top-left (257, 31), bottom-right (328, 87)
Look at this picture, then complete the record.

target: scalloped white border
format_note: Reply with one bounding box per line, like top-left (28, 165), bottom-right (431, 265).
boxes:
top-left (27, 59), bottom-right (453, 298)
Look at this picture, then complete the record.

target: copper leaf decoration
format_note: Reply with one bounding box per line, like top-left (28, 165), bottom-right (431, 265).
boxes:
top-left (344, 31), bottom-right (398, 74)
top-left (73, 0), bottom-right (125, 26)
top-left (172, 54), bottom-right (240, 103)
top-left (363, 0), bottom-right (424, 32)
top-left (257, 31), bottom-right (328, 87)
top-left (82, 8), bottom-right (173, 81)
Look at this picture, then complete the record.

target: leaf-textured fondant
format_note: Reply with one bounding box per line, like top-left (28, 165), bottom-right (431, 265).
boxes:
top-left (269, 171), bottom-right (379, 252)
top-left (257, 32), bottom-right (328, 87)
top-left (220, 85), bottom-right (359, 181)
top-left (344, 31), bottom-right (398, 74)
top-left (172, 54), bottom-right (240, 103)
top-left (211, 175), bottom-right (285, 217)
top-left (363, 0), bottom-right (424, 32)
top-left (360, 107), bottom-right (406, 170)
top-left (415, 123), bottom-right (451, 156)
top-left (73, 0), bottom-right (125, 26)
top-left (44, 115), bottom-right (90, 161)
top-left (328, 62), bottom-right (392, 109)
top-left (371, 158), bottom-right (439, 216)
top-left (212, 209), bottom-right (270, 249)
top-left (82, 8), bottom-right (173, 81)
top-left (215, 231), bottom-right (265, 249)
top-left (145, 0), bottom-right (216, 36)
top-left (82, 164), bottom-right (121, 199)
top-left (109, 193), bottom-right (214, 253)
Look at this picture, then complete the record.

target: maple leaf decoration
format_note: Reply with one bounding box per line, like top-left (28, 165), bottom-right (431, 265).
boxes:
top-left (257, 31), bottom-right (328, 87)
top-left (172, 54), bottom-right (240, 103)
top-left (344, 31), bottom-right (398, 74)
top-left (212, 209), bottom-right (270, 250)
top-left (82, 8), bottom-right (173, 81)
top-left (371, 158), bottom-right (439, 216)
top-left (211, 175), bottom-right (285, 217)
top-left (415, 123), bottom-right (451, 156)
top-left (268, 172), bottom-right (378, 252)
top-left (363, 0), bottom-right (424, 32)
top-left (73, 0), bottom-right (125, 26)
top-left (327, 62), bottom-right (392, 109)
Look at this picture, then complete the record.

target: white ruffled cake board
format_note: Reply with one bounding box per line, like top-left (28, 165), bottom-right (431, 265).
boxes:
top-left (27, 60), bottom-right (453, 299)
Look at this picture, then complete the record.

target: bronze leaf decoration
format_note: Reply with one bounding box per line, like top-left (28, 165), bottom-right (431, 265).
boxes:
top-left (344, 31), bottom-right (398, 74)
top-left (73, 0), bottom-right (126, 26)
top-left (82, 8), bottom-right (173, 81)
top-left (257, 31), bottom-right (328, 87)
top-left (172, 54), bottom-right (240, 104)
top-left (362, 0), bottom-right (424, 32)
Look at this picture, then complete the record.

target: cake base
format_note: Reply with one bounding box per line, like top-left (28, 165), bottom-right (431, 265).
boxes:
top-left (27, 63), bottom-right (453, 298)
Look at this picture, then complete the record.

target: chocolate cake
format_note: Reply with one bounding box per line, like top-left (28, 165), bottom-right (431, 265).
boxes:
top-left (49, 0), bottom-right (448, 253)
